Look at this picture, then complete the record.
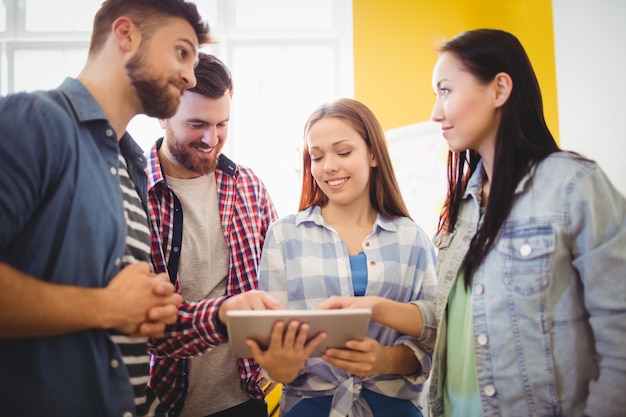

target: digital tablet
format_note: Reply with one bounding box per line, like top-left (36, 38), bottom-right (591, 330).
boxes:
top-left (225, 308), bottom-right (372, 358)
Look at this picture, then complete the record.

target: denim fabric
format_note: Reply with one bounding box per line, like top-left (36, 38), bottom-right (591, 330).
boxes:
top-left (429, 152), bottom-right (626, 417)
top-left (0, 78), bottom-right (147, 417)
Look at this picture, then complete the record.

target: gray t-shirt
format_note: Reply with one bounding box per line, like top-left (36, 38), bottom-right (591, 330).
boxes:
top-left (165, 173), bottom-right (250, 416)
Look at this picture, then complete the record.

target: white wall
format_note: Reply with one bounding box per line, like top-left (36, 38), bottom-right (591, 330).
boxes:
top-left (552, 0), bottom-right (626, 196)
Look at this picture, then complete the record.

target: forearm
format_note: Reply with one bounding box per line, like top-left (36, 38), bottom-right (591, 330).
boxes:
top-left (372, 298), bottom-right (424, 337)
top-left (381, 344), bottom-right (421, 375)
top-left (0, 263), bottom-right (113, 338)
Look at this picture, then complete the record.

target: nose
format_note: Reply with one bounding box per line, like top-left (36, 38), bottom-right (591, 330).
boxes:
top-left (431, 99), bottom-right (443, 123)
top-left (324, 155), bottom-right (338, 173)
top-left (202, 127), bottom-right (219, 148)
top-left (181, 63), bottom-right (197, 89)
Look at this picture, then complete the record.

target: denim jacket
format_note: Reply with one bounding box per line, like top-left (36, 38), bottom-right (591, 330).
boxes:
top-left (429, 152), bottom-right (626, 417)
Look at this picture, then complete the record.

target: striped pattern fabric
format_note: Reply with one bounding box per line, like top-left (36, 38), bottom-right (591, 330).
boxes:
top-left (145, 139), bottom-right (278, 413)
top-left (258, 206), bottom-right (438, 417)
top-left (110, 153), bottom-right (160, 417)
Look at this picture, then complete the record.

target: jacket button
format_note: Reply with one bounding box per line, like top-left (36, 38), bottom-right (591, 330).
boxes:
top-left (474, 284), bottom-right (484, 295)
top-left (519, 243), bottom-right (532, 257)
top-left (110, 359), bottom-right (119, 369)
top-left (477, 334), bottom-right (488, 346)
top-left (484, 384), bottom-right (496, 396)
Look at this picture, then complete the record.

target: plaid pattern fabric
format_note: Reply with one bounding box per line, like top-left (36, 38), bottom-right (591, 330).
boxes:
top-left (259, 206), bottom-right (438, 417)
top-left (145, 139), bottom-right (278, 414)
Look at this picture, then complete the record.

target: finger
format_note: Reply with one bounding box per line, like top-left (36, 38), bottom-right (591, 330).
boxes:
top-left (152, 281), bottom-right (176, 298)
top-left (137, 321), bottom-right (166, 338)
top-left (148, 304), bottom-right (179, 323)
top-left (344, 339), bottom-right (370, 352)
top-left (246, 339), bottom-right (264, 361)
top-left (304, 331), bottom-right (327, 355)
top-left (260, 294), bottom-right (282, 310)
top-left (282, 320), bottom-right (301, 348)
top-left (294, 323), bottom-right (310, 349)
top-left (268, 321), bottom-right (286, 348)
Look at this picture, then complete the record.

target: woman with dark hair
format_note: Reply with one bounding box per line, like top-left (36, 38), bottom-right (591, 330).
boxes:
top-left (428, 28), bottom-right (626, 417)
top-left (321, 29), bottom-right (626, 417)
top-left (250, 98), bottom-right (438, 417)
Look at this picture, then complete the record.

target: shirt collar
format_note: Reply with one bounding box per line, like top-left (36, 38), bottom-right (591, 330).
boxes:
top-left (58, 77), bottom-right (108, 123)
top-left (296, 205), bottom-right (398, 233)
top-left (462, 158), bottom-right (539, 203)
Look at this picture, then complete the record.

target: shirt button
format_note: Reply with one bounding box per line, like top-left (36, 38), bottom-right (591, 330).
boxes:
top-left (365, 242), bottom-right (370, 247)
top-left (477, 334), bottom-right (488, 346)
top-left (110, 359), bottom-right (119, 369)
top-left (105, 128), bottom-right (114, 137)
top-left (484, 384), bottom-right (496, 396)
top-left (474, 284), bottom-right (484, 295)
top-left (110, 166), bottom-right (118, 175)
top-left (369, 261), bottom-right (376, 267)
top-left (519, 243), bottom-right (532, 257)
top-left (123, 412), bottom-right (133, 417)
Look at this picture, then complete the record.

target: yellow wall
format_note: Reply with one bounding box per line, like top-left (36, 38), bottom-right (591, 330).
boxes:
top-left (352, 0), bottom-right (559, 141)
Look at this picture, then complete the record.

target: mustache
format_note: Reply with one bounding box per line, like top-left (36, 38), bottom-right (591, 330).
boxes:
top-left (170, 78), bottom-right (188, 96)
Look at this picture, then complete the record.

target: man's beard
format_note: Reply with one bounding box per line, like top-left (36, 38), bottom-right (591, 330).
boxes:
top-left (125, 47), bottom-right (185, 119)
top-left (165, 125), bottom-right (220, 176)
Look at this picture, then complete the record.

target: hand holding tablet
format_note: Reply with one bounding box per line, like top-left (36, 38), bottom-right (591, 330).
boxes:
top-left (225, 308), bottom-right (372, 358)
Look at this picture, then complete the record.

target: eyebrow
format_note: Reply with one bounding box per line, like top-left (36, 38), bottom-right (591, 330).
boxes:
top-left (308, 140), bottom-right (352, 150)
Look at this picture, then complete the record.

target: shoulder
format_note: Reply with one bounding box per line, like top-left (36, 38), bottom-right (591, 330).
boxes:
top-left (0, 90), bottom-right (70, 125)
top-left (536, 151), bottom-right (598, 179)
top-left (380, 214), bottom-right (428, 236)
top-left (218, 156), bottom-right (268, 187)
top-left (0, 90), bottom-right (76, 160)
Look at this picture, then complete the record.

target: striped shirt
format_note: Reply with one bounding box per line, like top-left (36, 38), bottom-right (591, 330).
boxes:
top-left (111, 153), bottom-right (161, 417)
top-left (259, 205), bottom-right (438, 417)
top-left (145, 139), bottom-right (278, 414)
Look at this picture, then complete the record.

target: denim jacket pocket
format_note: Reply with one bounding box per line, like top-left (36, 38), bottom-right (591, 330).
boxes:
top-left (496, 224), bottom-right (555, 296)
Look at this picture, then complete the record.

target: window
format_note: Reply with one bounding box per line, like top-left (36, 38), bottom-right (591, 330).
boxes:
top-left (0, 0), bottom-right (353, 217)
top-left (130, 0), bottom-right (353, 216)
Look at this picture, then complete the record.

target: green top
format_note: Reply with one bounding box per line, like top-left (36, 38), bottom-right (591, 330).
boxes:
top-left (443, 273), bottom-right (483, 417)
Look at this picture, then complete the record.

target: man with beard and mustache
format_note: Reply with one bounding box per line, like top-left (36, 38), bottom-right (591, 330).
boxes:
top-left (0, 1), bottom-right (211, 417)
top-left (146, 53), bottom-right (280, 417)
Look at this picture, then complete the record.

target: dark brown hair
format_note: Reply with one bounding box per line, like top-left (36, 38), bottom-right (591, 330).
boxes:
top-left (189, 53), bottom-right (233, 98)
top-left (436, 29), bottom-right (559, 288)
top-left (89, 0), bottom-right (211, 54)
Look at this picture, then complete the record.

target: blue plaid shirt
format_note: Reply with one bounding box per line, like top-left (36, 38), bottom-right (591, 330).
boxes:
top-left (259, 205), bottom-right (438, 417)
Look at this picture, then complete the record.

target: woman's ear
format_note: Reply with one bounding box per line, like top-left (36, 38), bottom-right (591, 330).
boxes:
top-left (370, 151), bottom-right (378, 168)
top-left (494, 72), bottom-right (513, 108)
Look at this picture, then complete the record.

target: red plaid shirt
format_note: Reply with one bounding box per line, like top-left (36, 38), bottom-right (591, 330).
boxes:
top-left (146, 139), bottom-right (278, 415)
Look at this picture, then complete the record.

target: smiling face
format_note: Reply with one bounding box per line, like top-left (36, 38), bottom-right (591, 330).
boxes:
top-left (126, 17), bottom-right (199, 119)
top-left (431, 51), bottom-right (501, 157)
top-left (159, 90), bottom-right (231, 179)
top-left (306, 117), bottom-right (377, 209)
